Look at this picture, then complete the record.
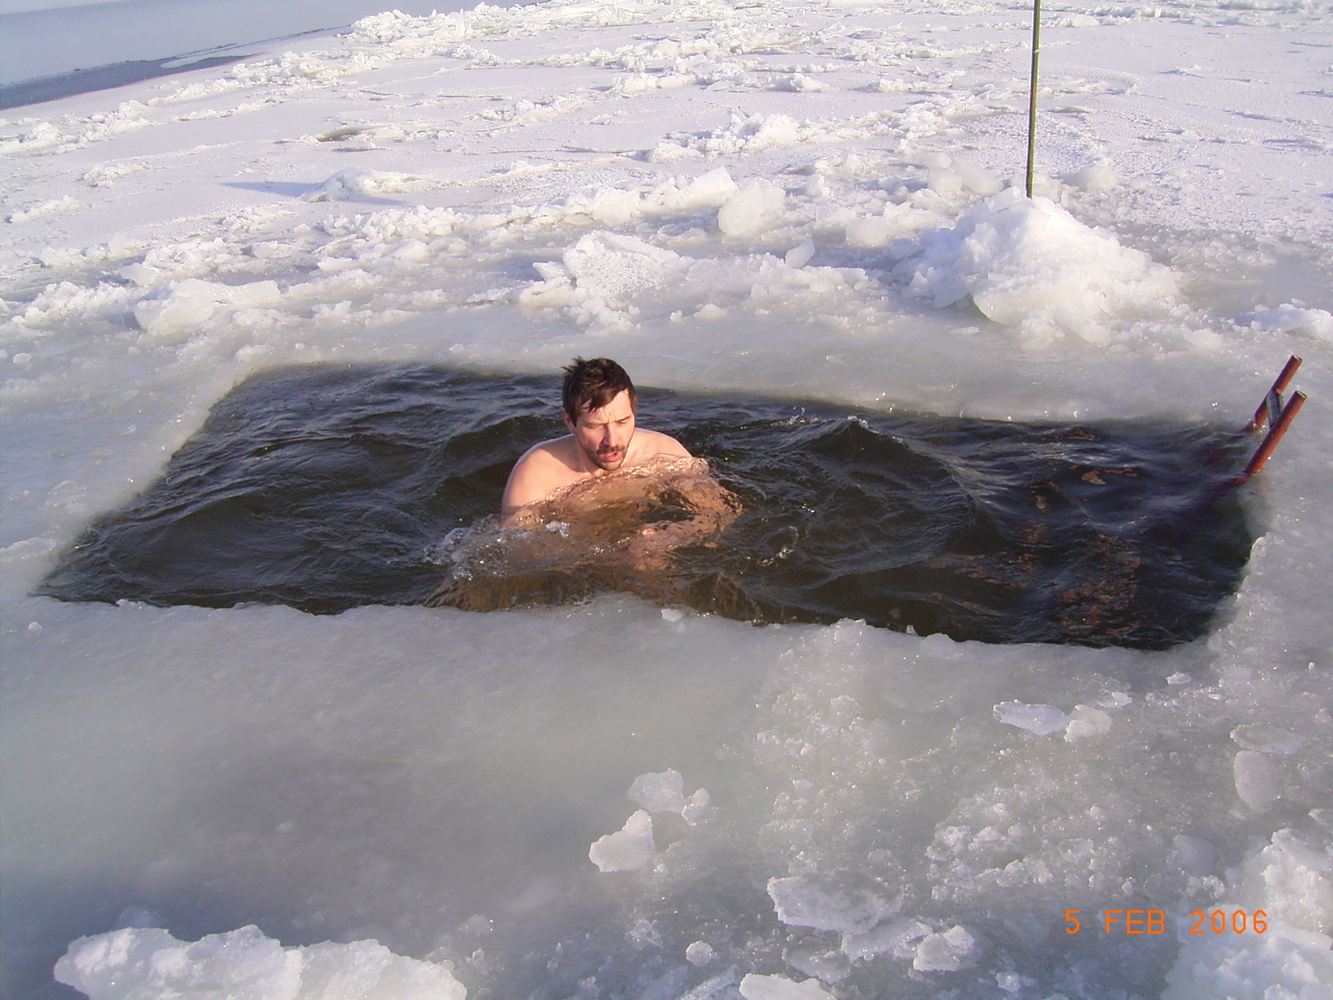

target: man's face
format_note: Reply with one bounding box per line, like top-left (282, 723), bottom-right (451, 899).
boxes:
top-left (564, 389), bottom-right (636, 472)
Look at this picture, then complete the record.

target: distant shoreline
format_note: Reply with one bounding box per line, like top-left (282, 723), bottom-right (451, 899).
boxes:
top-left (0, 26), bottom-right (334, 109)
top-left (0, 55), bottom-right (245, 109)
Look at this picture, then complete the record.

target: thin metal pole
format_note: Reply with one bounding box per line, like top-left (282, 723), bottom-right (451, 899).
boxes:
top-left (1025, 0), bottom-right (1041, 198)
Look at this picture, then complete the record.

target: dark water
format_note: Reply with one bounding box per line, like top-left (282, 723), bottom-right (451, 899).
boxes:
top-left (38, 364), bottom-right (1255, 648)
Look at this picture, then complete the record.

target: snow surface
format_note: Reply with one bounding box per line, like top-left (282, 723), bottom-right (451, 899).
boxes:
top-left (2, 1), bottom-right (1332, 999)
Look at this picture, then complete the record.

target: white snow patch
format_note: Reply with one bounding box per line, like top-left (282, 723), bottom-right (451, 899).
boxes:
top-left (1063, 165), bottom-right (1119, 191)
top-left (1162, 830), bottom-right (1333, 1000)
top-left (53, 924), bottom-right (466, 1000)
top-left (304, 169), bottom-right (440, 202)
top-left (1242, 304), bottom-right (1333, 341)
top-left (738, 973), bottom-right (834, 1000)
top-left (1172, 835), bottom-right (1217, 877)
top-left (7, 195), bottom-right (83, 224)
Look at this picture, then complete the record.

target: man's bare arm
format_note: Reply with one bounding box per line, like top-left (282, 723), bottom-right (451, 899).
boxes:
top-left (501, 445), bottom-right (567, 525)
top-left (622, 461), bottom-right (740, 570)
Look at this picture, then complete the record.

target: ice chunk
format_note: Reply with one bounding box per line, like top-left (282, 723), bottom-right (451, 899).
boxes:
top-left (781, 944), bottom-right (849, 984)
top-left (681, 787), bottom-right (712, 826)
top-left (629, 770), bottom-right (686, 813)
top-left (0, 537), bottom-right (56, 564)
top-left (675, 167), bottom-right (739, 210)
top-left (738, 973), bottom-right (834, 1000)
top-left (590, 187), bottom-right (641, 228)
top-left (993, 701), bottom-right (1069, 736)
top-left (840, 917), bottom-right (931, 960)
top-left (1064, 707), bottom-right (1113, 742)
top-left (785, 241), bottom-right (815, 268)
top-left (717, 179), bottom-right (785, 237)
top-left (626, 770), bottom-right (711, 825)
top-left (911, 925), bottom-right (974, 972)
top-left (1232, 750), bottom-right (1280, 813)
top-left (685, 940), bottom-right (715, 966)
top-left (53, 925), bottom-right (466, 1000)
top-left (767, 872), bottom-right (899, 934)
top-left (589, 810), bottom-right (655, 872)
top-left (1230, 724), bottom-right (1304, 755)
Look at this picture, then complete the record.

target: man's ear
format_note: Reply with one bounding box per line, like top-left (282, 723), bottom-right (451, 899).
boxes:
top-left (562, 409), bottom-right (576, 435)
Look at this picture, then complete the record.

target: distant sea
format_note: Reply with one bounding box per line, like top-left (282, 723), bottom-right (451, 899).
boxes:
top-left (0, 0), bottom-right (508, 106)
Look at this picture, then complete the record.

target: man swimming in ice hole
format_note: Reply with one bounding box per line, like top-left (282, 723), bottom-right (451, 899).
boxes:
top-left (501, 357), bottom-right (736, 568)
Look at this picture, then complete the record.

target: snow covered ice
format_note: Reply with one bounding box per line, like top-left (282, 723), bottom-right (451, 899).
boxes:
top-left (2, 1), bottom-right (1332, 999)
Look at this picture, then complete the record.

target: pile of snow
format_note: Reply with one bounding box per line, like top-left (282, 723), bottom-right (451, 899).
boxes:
top-left (132, 279), bottom-right (283, 341)
top-left (54, 925), bottom-right (466, 1000)
top-left (1162, 829), bottom-right (1333, 1000)
top-left (1241, 303), bottom-right (1333, 341)
top-left (896, 189), bottom-right (1179, 345)
top-left (519, 228), bottom-right (860, 334)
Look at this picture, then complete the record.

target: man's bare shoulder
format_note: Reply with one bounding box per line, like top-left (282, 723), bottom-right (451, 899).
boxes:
top-left (515, 437), bottom-right (576, 468)
top-left (502, 437), bottom-right (578, 516)
top-left (630, 428), bottom-right (691, 461)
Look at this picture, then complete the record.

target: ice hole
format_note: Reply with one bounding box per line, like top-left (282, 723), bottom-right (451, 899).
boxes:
top-left (39, 364), bottom-right (1255, 648)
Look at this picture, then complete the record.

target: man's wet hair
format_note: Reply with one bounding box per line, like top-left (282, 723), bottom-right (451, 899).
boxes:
top-left (562, 357), bottom-right (636, 420)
